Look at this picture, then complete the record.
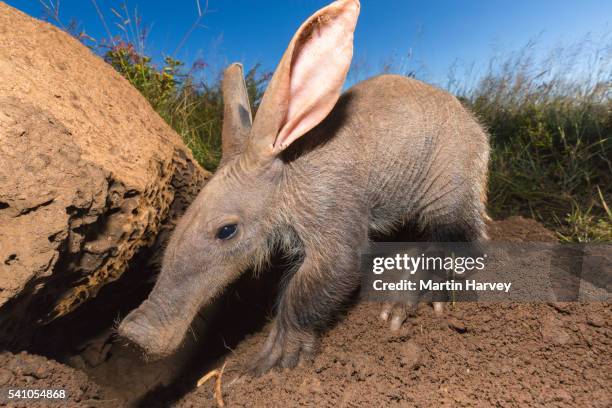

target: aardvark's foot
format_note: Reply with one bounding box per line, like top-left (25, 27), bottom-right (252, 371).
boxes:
top-left (379, 301), bottom-right (445, 331)
top-left (249, 321), bottom-right (317, 376)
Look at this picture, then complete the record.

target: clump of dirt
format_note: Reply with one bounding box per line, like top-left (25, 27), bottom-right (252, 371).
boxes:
top-left (0, 2), bottom-right (209, 347)
top-left (0, 352), bottom-right (119, 407)
top-left (487, 215), bottom-right (558, 241)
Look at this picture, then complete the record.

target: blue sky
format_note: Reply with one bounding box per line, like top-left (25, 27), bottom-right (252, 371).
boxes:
top-left (6, 1), bottom-right (611, 86)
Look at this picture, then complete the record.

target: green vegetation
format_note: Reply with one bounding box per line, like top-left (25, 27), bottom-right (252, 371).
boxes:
top-left (454, 41), bottom-right (611, 242)
top-left (104, 43), bottom-right (269, 170)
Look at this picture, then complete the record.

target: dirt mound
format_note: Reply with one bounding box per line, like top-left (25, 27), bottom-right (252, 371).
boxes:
top-left (0, 351), bottom-right (117, 407)
top-left (0, 3), bottom-right (209, 345)
top-left (487, 215), bottom-right (558, 241)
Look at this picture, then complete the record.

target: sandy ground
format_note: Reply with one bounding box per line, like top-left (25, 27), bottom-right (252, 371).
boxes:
top-left (1, 216), bottom-right (610, 407)
top-left (178, 302), bottom-right (610, 407)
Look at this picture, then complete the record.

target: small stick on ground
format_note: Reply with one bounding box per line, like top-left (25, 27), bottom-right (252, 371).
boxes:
top-left (197, 362), bottom-right (227, 407)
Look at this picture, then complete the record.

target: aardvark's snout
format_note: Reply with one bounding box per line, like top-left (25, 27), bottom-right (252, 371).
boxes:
top-left (118, 299), bottom-right (185, 359)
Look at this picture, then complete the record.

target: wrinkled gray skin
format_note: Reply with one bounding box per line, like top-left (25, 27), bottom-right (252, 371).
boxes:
top-left (119, 0), bottom-right (489, 374)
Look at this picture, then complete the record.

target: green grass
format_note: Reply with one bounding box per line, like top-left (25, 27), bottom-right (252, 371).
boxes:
top-left (454, 40), bottom-right (611, 242)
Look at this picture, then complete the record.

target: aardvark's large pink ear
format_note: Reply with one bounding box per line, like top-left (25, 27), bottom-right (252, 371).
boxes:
top-left (249, 0), bottom-right (360, 157)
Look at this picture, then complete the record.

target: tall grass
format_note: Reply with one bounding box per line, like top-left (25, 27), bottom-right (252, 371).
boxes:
top-left (451, 38), bottom-right (611, 241)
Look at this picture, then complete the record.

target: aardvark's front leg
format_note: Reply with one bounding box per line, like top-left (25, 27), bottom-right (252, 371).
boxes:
top-left (250, 242), bottom-right (363, 375)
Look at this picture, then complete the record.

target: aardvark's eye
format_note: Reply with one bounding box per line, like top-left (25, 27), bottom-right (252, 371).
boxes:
top-left (216, 224), bottom-right (238, 240)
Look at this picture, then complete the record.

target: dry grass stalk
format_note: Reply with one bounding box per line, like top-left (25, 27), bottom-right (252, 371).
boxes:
top-left (197, 362), bottom-right (227, 407)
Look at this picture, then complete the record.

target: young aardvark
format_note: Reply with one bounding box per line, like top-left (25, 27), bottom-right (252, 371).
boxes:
top-left (119, 0), bottom-right (489, 374)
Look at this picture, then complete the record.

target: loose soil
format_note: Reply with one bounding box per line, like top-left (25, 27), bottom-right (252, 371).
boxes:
top-left (177, 302), bottom-right (610, 407)
top-left (0, 352), bottom-right (115, 407)
top-left (2, 217), bottom-right (610, 407)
